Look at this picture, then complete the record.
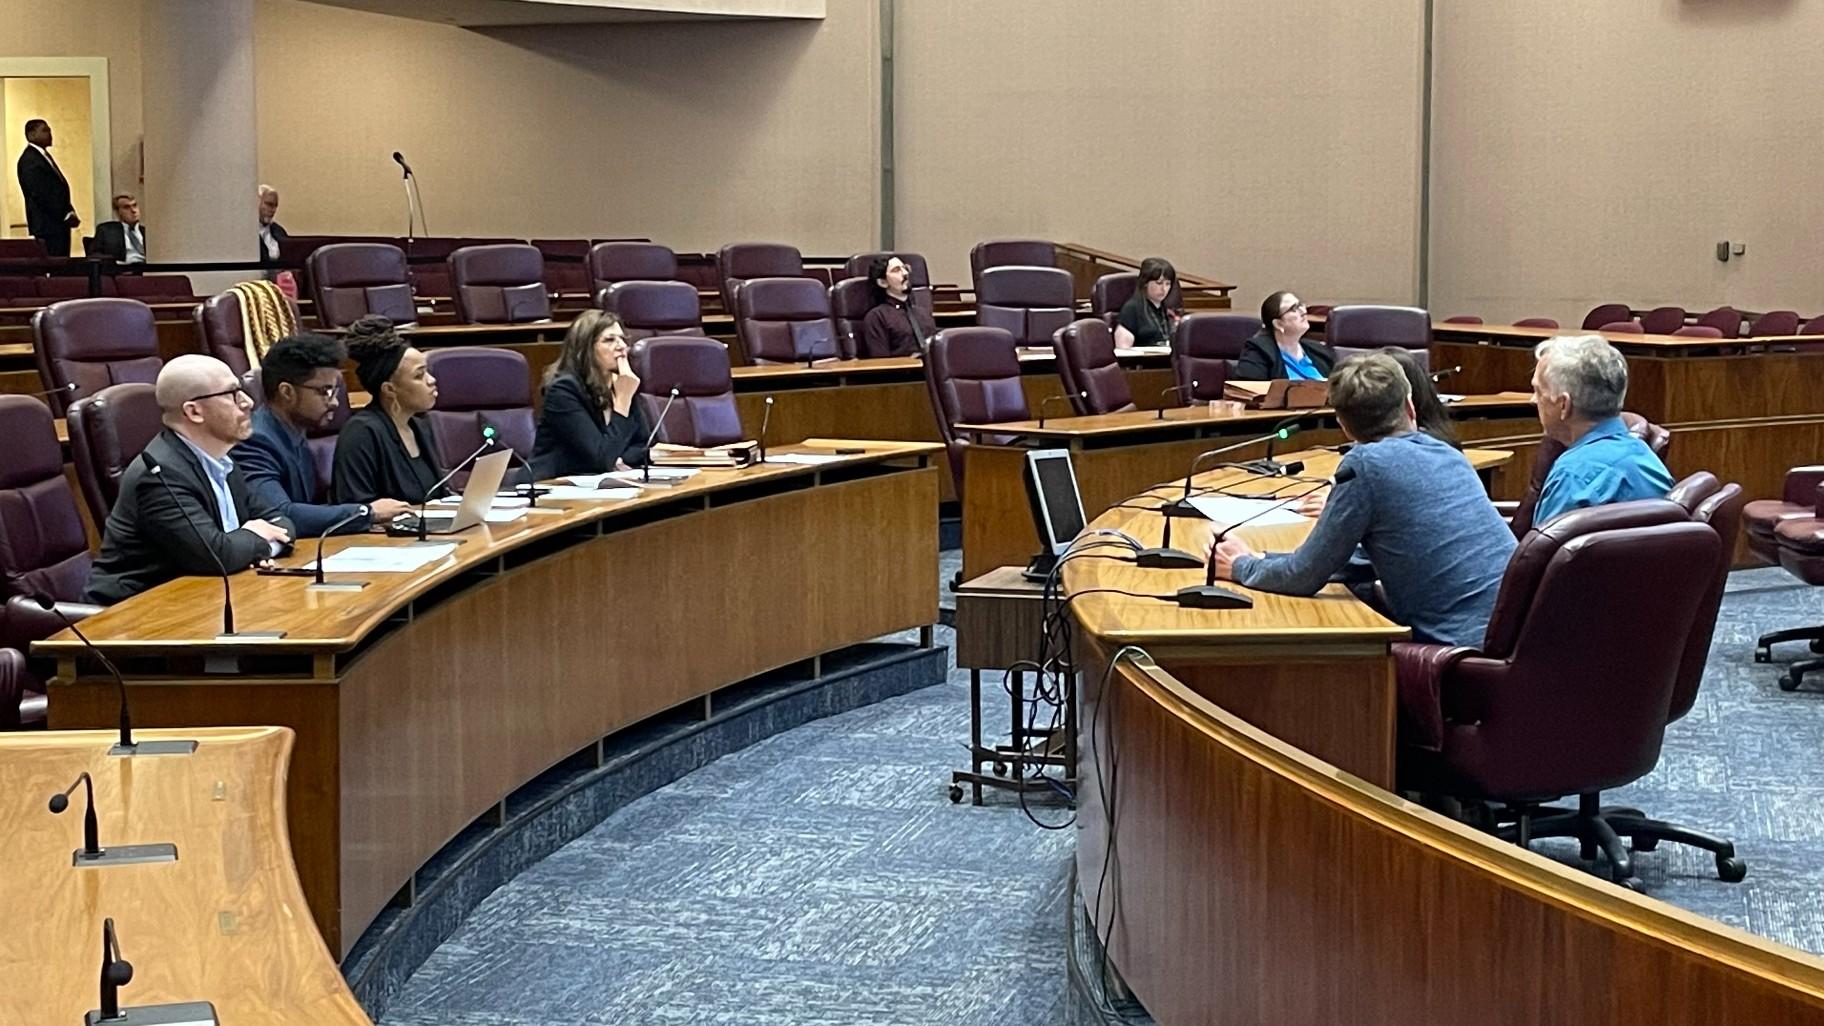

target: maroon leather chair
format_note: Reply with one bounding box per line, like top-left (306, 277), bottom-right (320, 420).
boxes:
top-left (842, 252), bottom-right (934, 316)
top-left (1442, 315), bottom-right (1483, 324)
top-left (1748, 310), bottom-right (1801, 337)
top-left (0, 396), bottom-right (103, 728)
top-left (1745, 465), bottom-right (1824, 565)
top-left (1804, 316), bottom-right (1824, 336)
top-left (628, 336), bottom-right (743, 447)
top-left (975, 266), bottom-right (1074, 347)
top-left (1598, 319), bottom-right (1645, 334)
top-left (1091, 272), bottom-right (1183, 330)
top-left (531, 239), bottom-right (591, 295)
top-left (450, 244), bottom-right (551, 324)
top-left (1395, 500), bottom-right (1739, 886)
top-left (193, 289), bottom-right (304, 377)
top-left (0, 647), bottom-right (32, 730)
top-left (1753, 467), bottom-right (1824, 689)
top-left (242, 368), bottom-right (346, 499)
top-left (1581, 303), bottom-right (1633, 330)
top-left (1693, 306), bottom-right (1741, 336)
top-left (1325, 305), bottom-right (1431, 370)
top-left (969, 239), bottom-right (1055, 293)
top-left (307, 243), bottom-right (417, 328)
top-left (599, 281), bottom-right (705, 342)
top-left (1513, 317), bottom-right (1560, 329)
top-left (717, 242), bottom-right (803, 315)
top-left (736, 277), bottom-right (849, 365)
top-left (1639, 306), bottom-right (1687, 335)
top-left (587, 242), bottom-right (678, 294)
top-left (66, 383), bottom-right (163, 530)
top-left (32, 298), bottom-right (163, 417)
top-left (1503, 412), bottom-right (1672, 537)
top-left (425, 348), bottom-right (536, 473)
top-left (1672, 325), bottom-right (1724, 338)
top-left (36, 276), bottom-right (117, 299)
top-left (1052, 319), bottom-right (1135, 416)
top-left (1170, 313), bottom-right (1258, 402)
top-left (829, 278), bottom-right (874, 358)
top-left (923, 326), bottom-right (1027, 499)
top-left (113, 275), bottom-right (196, 301)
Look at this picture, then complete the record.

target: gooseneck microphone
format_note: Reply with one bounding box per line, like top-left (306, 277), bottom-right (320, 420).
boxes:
top-left (391, 150), bottom-right (413, 177)
top-left (50, 771), bottom-right (101, 858)
top-left (1036, 391), bottom-right (1087, 428)
top-left (99, 918), bottom-right (134, 1023)
top-left (757, 395), bottom-right (775, 463)
top-left (415, 426), bottom-right (497, 541)
top-left (1135, 422), bottom-right (1306, 568)
top-left (139, 452), bottom-right (284, 640)
top-left (1156, 381), bottom-right (1199, 420)
top-left (33, 596), bottom-right (195, 756)
top-left (84, 918), bottom-right (215, 1026)
top-left (482, 420), bottom-right (546, 505)
top-left (26, 381), bottom-right (78, 400)
top-left (308, 507), bottom-right (371, 592)
top-left (1430, 364), bottom-right (1462, 384)
top-left (641, 388), bottom-right (681, 484)
top-left (1177, 473), bottom-right (1340, 609)
top-left (1237, 414), bottom-right (1310, 476)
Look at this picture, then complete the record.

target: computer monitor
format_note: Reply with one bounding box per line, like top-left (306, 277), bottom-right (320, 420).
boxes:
top-left (1023, 448), bottom-right (1086, 580)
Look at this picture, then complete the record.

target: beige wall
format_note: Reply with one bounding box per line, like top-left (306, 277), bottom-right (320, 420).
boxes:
top-left (892, 0), bottom-right (1428, 310)
top-left (1429, 2), bottom-right (1824, 327)
top-left (0, 0), bottom-right (143, 216)
top-left (252, 0), bottom-right (879, 253)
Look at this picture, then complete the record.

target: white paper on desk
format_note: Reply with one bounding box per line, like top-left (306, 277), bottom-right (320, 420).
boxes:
top-left (319, 543), bottom-right (456, 573)
top-left (564, 474), bottom-right (613, 488)
top-left (431, 494), bottom-right (530, 509)
top-left (1183, 495), bottom-right (1310, 529)
top-left (482, 509), bottom-right (528, 523)
top-left (763, 452), bottom-right (849, 466)
top-left (540, 485), bottom-right (643, 501)
top-left (1114, 345), bottom-right (1171, 357)
top-left (606, 467), bottom-right (698, 483)
top-left (1439, 393), bottom-right (1466, 403)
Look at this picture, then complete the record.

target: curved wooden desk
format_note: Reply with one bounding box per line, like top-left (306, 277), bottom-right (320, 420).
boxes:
top-left (1067, 458), bottom-right (1824, 1024)
top-left (40, 442), bottom-right (942, 955)
top-left (0, 727), bottom-right (370, 1026)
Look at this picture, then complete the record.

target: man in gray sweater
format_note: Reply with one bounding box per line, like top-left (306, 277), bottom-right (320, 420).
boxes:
top-left (1209, 353), bottom-right (1515, 648)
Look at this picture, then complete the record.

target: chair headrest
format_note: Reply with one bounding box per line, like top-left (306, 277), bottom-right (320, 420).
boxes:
top-left (34, 298), bottom-right (159, 358)
top-left (588, 241), bottom-right (677, 282)
top-left (0, 396), bottom-right (63, 486)
top-left (310, 243), bottom-right (408, 286)
top-left (976, 266), bottom-right (1073, 306)
top-left (738, 277), bottom-right (830, 321)
top-left (451, 244), bottom-right (544, 286)
top-left (604, 280), bottom-right (700, 325)
top-left (631, 336), bottom-right (734, 397)
top-left (931, 327), bottom-right (1020, 379)
top-left (426, 347), bottom-right (532, 409)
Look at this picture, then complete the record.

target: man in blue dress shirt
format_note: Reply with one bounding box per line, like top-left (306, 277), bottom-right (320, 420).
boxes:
top-left (233, 333), bottom-right (412, 537)
top-left (1529, 334), bottom-right (1672, 526)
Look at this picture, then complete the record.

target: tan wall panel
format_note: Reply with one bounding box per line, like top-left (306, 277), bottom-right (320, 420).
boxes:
top-left (891, 0), bottom-right (1428, 311)
top-left (0, 1), bottom-right (143, 214)
top-left (252, 0), bottom-right (878, 251)
top-left (1430, 2), bottom-right (1824, 326)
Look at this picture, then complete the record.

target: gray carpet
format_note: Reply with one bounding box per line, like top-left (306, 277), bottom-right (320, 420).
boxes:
top-left (379, 566), bottom-right (1824, 1025)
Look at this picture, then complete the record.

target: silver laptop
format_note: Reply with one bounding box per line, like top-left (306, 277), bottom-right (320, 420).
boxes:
top-left (416, 449), bottom-right (512, 534)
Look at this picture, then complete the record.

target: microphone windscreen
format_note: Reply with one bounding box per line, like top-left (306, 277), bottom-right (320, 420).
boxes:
top-left (49, 792), bottom-right (68, 813)
top-left (1333, 464), bottom-right (1358, 484)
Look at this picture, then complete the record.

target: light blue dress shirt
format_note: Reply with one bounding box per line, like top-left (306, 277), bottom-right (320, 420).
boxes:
top-left (1281, 348), bottom-right (1324, 381)
top-left (176, 434), bottom-right (241, 532)
top-left (1532, 416), bottom-right (1674, 527)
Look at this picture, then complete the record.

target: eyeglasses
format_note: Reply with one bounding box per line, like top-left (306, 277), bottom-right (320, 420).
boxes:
top-left (185, 384), bottom-right (251, 405)
top-left (297, 382), bottom-right (340, 400)
top-left (1280, 302), bottom-right (1308, 317)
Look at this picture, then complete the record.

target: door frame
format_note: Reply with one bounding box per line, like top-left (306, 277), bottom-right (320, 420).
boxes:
top-left (0, 56), bottom-right (114, 238)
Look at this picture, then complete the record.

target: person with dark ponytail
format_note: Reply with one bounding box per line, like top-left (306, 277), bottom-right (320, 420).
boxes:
top-left (331, 316), bottom-right (446, 506)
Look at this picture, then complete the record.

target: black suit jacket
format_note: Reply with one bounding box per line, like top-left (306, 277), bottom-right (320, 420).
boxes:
top-left (259, 221), bottom-right (289, 263)
top-left (531, 373), bottom-right (650, 479)
top-left (84, 429), bottom-right (297, 605)
top-left (1233, 331), bottom-right (1339, 381)
top-left (15, 147), bottom-right (74, 239)
top-left (93, 220), bottom-right (144, 262)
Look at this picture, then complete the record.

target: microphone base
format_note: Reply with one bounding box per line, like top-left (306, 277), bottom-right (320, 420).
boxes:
top-left (1134, 547), bottom-right (1202, 570)
top-left (110, 739), bottom-right (198, 757)
top-left (73, 841), bottom-right (178, 868)
top-left (306, 581), bottom-right (368, 592)
top-left (1158, 498), bottom-right (1201, 517)
top-left (214, 630), bottom-right (288, 642)
top-left (1236, 458), bottom-right (1287, 477)
top-left (87, 1000), bottom-right (218, 1025)
top-left (1174, 585), bottom-right (1255, 610)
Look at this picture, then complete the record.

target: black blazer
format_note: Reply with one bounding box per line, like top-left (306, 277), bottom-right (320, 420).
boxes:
top-left (1233, 331), bottom-right (1338, 381)
top-left (93, 220), bottom-right (145, 262)
top-left (15, 147), bottom-right (73, 239)
top-left (331, 405), bottom-right (447, 506)
top-left (532, 373), bottom-right (650, 479)
top-left (259, 221), bottom-right (289, 264)
top-left (84, 429), bottom-right (297, 605)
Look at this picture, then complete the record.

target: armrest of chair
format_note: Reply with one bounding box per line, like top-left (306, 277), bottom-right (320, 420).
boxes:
top-left (0, 595), bottom-right (103, 653)
top-left (1392, 641), bottom-right (1475, 752)
top-left (0, 647), bottom-right (24, 730)
top-left (1785, 466), bottom-right (1824, 506)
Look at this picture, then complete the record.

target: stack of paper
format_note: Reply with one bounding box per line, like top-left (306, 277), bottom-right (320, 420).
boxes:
top-left (604, 467), bottom-right (699, 485)
top-left (540, 485), bottom-right (644, 501)
top-left (319, 543), bottom-right (457, 574)
top-left (649, 441), bottom-right (758, 468)
top-left (1183, 495), bottom-right (1311, 530)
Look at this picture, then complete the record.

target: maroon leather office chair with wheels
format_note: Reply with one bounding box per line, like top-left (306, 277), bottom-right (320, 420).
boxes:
top-left (1395, 500), bottom-right (1739, 887)
top-left (1442, 315), bottom-right (1483, 324)
top-left (1597, 319), bottom-right (1645, 334)
top-left (587, 242), bottom-right (679, 293)
top-left (1513, 317), bottom-right (1560, 329)
top-left (1748, 310), bottom-right (1800, 337)
top-left (923, 327), bottom-right (1027, 500)
top-left (66, 382), bottom-right (164, 531)
top-left (450, 244), bottom-right (551, 324)
top-left (717, 242), bottom-right (803, 316)
top-left (1169, 313), bottom-right (1256, 402)
top-left (425, 348), bottom-right (536, 473)
top-left (1752, 467), bottom-right (1824, 690)
top-left (32, 298), bottom-right (164, 416)
top-left (969, 239), bottom-right (1055, 294)
top-left (599, 281), bottom-right (705, 342)
top-left (1581, 303), bottom-right (1633, 330)
top-left (1052, 319), bottom-right (1135, 415)
top-left (307, 243), bottom-right (417, 328)
top-left (628, 336), bottom-right (743, 447)
top-left (976, 266), bottom-right (1075, 347)
top-left (1325, 305), bottom-right (1431, 370)
top-left (1639, 306), bottom-right (1687, 335)
top-left (736, 277), bottom-right (850, 365)
top-left (1693, 306), bottom-right (1741, 336)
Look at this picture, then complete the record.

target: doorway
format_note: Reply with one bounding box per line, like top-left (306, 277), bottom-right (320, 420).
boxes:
top-left (0, 58), bottom-right (112, 255)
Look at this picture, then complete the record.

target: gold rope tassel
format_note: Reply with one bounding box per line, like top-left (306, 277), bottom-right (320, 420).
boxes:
top-left (227, 280), bottom-right (299, 369)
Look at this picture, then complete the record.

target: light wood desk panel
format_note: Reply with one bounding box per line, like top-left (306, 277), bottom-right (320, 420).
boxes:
top-left (0, 727), bottom-right (370, 1026)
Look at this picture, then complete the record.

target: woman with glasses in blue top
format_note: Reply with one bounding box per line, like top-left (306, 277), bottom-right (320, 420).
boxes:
top-left (1235, 290), bottom-right (1337, 381)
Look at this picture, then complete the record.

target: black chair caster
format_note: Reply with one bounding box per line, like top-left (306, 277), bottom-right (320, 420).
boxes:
top-left (947, 783), bottom-right (964, 804)
top-left (1717, 856), bottom-right (1748, 883)
top-left (1781, 672), bottom-right (1803, 692)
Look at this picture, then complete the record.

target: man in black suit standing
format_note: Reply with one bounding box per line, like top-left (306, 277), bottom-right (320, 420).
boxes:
top-left (15, 119), bottom-right (79, 257)
top-left (84, 354), bottom-right (296, 605)
top-left (92, 193), bottom-right (147, 263)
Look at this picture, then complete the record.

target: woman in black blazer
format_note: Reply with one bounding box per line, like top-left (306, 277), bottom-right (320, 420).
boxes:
top-left (532, 310), bottom-right (650, 479)
top-left (1234, 290), bottom-right (1338, 381)
top-left (331, 316), bottom-right (447, 505)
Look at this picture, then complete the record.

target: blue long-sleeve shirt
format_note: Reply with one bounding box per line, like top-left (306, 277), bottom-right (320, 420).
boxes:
top-left (1230, 431), bottom-right (1516, 647)
top-left (1532, 416), bottom-right (1673, 527)
top-left (232, 405), bottom-right (372, 539)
